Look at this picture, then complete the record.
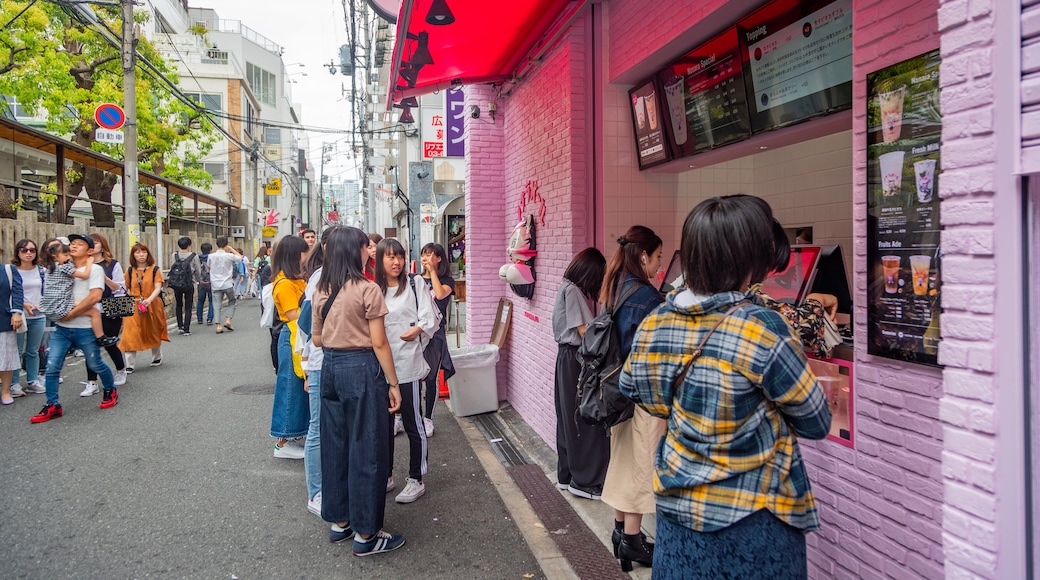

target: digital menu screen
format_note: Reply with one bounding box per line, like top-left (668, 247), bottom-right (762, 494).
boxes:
top-left (866, 50), bottom-right (942, 366)
top-left (629, 79), bottom-right (671, 169)
top-left (737, 0), bottom-right (853, 133)
top-left (658, 28), bottom-right (752, 157)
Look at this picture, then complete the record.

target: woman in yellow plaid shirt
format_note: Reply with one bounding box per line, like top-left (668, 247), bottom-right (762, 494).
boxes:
top-left (620, 195), bottom-right (831, 579)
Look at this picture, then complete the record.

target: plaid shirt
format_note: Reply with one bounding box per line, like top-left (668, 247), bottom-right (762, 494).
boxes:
top-left (619, 289), bottom-right (831, 533)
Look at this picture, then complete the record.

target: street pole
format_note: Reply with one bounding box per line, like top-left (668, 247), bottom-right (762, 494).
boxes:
top-left (121, 0), bottom-right (140, 245)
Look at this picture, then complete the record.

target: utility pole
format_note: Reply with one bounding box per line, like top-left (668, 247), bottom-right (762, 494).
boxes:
top-left (319, 142), bottom-right (330, 225)
top-left (121, 0), bottom-right (140, 244)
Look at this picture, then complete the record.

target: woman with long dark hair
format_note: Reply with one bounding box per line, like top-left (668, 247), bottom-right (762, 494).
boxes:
top-left (620, 196), bottom-right (830, 579)
top-left (418, 242), bottom-right (454, 436)
top-left (269, 235), bottom-right (311, 460)
top-left (312, 227), bottom-right (404, 555)
top-left (552, 248), bottom-right (608, 499)
top-left (364, 233), bottom-right (383, 281)
top-left (376, 238), bottom-right (440, 504)
top-left (599, 225), bottom-right (665, 572)
top-left (11, 238), bottom-right (46, 396)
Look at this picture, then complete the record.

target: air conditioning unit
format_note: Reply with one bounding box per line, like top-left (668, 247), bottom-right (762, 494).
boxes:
top-left (231, 226), bottom-right (245, 238)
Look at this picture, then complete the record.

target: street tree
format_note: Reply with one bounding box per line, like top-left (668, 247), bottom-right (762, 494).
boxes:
top-left (0, 1), bottom-right (217, 224)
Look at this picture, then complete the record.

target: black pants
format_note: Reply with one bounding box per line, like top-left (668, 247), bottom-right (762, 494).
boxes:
top-left (174, 288), bottom-right (195, 332)
top-left (87, 316), bottom-right (125, 381)
top-left (388, 380), bottom-right (428, 481)
top-left (554, 343), bottom-right (610, 489)
top-left (422, 335), bottom-right (446, 419)
top-left (270, 327), bottom-right (280, 372)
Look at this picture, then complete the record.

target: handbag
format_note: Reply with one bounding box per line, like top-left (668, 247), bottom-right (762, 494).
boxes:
top-left (100, 295), bottom-right (137, 318)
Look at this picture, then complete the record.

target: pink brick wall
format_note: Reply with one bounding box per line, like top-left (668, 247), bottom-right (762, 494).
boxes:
top-left (464, 19), bottom-right (592, 445)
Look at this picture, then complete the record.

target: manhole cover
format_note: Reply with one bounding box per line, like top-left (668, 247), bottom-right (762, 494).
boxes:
top-left (231, 383), bottom-right (275, 395)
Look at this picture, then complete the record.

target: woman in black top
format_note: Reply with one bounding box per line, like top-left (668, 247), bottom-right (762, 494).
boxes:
top-left (419, 243), bottom-right (454, 437)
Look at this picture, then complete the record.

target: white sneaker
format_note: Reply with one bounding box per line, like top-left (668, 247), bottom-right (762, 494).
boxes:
top-left (79, 381), bottom-right (99, 397)
top-left (26, 379), bottom-right (46, 394)
top-left (10, 384), bottom-right (25, 398)
top-left (307, 492), bottom-right (322, 517)
top-left (424, 417), bottom-right (435, 438)
top-left (386, 476), bottom-right (395, 493)
top-left (113, 370), bottom-right (127, 386)
top-left (395, 478), bottom-right (426, 504)
top-left (72, 349), bottom-right (84, 358)
top-left (273, 441), bottom-right (304, 459)
top-left (393, 416), bottom-right (404, 436)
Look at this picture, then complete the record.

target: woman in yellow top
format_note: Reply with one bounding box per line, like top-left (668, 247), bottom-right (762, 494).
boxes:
top-left (270, 235), bottom-right (311, 459)
top-left (120, 243), bottom-right (169, 372)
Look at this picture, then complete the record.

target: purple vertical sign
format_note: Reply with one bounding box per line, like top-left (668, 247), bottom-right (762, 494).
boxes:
top-left (446, 87), bottom-right (465, 157)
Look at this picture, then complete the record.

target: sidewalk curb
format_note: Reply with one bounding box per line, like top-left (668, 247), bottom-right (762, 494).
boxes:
top-left (456, 414), bottom-right (578, 580)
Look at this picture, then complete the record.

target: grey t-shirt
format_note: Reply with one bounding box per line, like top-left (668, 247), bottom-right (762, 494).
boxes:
top-left (551, 279), bottom-right (594, 347)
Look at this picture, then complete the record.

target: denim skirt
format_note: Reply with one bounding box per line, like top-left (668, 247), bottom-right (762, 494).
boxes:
top-left (270, 326), bottom-right (309, 438)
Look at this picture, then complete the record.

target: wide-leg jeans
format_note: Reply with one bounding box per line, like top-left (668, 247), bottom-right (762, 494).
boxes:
top-left (270, 326), bottom-right (308, 439)
top-left (319, 348), bottom-right (390, 536)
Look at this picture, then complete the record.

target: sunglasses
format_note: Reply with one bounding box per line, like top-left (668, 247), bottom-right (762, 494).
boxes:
top-left (19, 247), bottom-right (37, 253)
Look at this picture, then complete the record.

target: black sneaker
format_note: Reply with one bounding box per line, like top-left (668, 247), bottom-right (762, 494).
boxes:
top-left (352, 530), bottom-right (405, 556)
top-left (96, 335), bottom-right (121, 348)
top-left (567, 483), bottom-right (603, 500)
top-left (182, 331), bottom-right (191, 336)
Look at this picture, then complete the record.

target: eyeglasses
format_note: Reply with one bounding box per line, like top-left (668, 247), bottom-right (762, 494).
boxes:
top-left (19, 248), bottom-right (36, 254)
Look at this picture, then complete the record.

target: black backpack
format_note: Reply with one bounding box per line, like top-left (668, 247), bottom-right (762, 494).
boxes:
top-left (168, 253), bottom-right (195, 291)
top-left (576, 282), bottom-right (642, 428)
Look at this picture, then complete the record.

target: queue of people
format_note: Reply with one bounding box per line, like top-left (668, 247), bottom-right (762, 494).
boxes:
top-left (553, 195), bottom-right (834, 576)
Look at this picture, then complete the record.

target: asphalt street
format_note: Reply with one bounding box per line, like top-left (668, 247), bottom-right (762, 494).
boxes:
top-left (0, 299), bottom-right (546, 579)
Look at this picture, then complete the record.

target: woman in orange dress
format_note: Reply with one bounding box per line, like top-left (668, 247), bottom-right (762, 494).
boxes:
top-left (120, 243), bottom-right (170, 372)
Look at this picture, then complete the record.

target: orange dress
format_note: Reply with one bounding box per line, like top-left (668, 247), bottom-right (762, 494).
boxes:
top-left (120, 265), bottom-right (170, 351)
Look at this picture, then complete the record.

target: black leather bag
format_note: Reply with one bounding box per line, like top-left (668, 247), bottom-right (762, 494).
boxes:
top-left (576, 283), bottom-right (641, 428)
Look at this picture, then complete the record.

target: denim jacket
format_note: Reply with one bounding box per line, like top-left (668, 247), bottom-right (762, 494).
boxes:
top-left (612, 273), bottom-right (664, 358)
top-left (0, 264), bottom-right (25, 332)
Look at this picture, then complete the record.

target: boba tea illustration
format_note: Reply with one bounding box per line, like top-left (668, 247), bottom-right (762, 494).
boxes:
top-left (645, 90), bottom-right (659, 131)
top-left (633, 94), bottom-right (646, 131)
top-left (882, 256), bottom-right (901, 294)
top-left (665, 77), bottom-right (688, 145)
top-left (879, 151), bottom-right (905, 197)
top-left (909, 255), bottom-right (931, 296)
top-left (878, 85), bottom-right (906, 143)
top-left (914, 159), bottom-right (936, 203)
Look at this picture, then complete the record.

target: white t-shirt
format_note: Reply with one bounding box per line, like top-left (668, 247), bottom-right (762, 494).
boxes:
top-left (208, 250), bottom-right (242, 290)
top-left (58, 263), bottom-right (105, 329)
top-left (18, 266), bottom-right (44, 319)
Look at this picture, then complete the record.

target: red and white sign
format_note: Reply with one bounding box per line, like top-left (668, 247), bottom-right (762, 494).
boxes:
top-left (422, 109), bottom-right (445, 159)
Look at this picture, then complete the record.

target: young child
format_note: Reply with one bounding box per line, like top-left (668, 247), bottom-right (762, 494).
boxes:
top-left (39, 242), bottom-right (120, 347)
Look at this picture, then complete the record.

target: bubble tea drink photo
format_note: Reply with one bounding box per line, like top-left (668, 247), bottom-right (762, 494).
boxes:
top-left (645, 90), bottom-right (659, 131)
top-left (909, 255), bottom-right (931, 295)
top-left (882, 255), bottom-right (901, 294)
top-left (879, 150), bottom-right (906, 197)
top-left (914, 159), bottom-right (936, 203)
top-left (878, 85), bottom-right (906, 143)
top-left (633, 94), bottom-right (646, 131)
top-left (664, 76), bottom-right (688, 145)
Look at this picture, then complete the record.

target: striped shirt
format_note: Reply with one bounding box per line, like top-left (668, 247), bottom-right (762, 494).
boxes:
top-left (619, 289), bottom-right (831, 533)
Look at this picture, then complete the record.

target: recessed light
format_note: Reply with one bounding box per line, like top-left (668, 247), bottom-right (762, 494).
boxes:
top-left (759, 146), bottom-right (769, 150)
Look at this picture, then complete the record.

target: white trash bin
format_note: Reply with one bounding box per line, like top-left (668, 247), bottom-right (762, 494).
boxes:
top-left (446, 344), bottom-right (500, 416)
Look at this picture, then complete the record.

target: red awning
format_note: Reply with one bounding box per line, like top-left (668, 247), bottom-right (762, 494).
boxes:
top-left (388, 0), bottom-right (579, 107)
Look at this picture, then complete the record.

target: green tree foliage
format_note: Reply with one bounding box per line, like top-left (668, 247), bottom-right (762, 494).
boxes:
top-left (0, 1), bottom-right (216, 224)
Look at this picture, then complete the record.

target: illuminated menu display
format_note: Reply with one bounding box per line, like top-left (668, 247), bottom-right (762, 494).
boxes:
top-left (629, 79), bottom-right (671, 169)
top-left (737, 0), bottom-right (852, 133)
top-left (658, 28), bottom-right (752, 157)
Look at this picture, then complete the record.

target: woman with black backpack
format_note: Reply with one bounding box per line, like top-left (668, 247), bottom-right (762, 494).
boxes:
top-left (599, 226), bottom-right (664, 572)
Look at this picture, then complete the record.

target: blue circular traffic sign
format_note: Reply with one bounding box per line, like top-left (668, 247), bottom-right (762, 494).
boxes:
top-left (94, 104), bottom-right (125, 130)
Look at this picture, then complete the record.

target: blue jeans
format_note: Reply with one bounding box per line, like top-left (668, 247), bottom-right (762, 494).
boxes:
top-left (270, 326), bottom-right (308, 438)
top-left (320, 348), bottom-right (390, 535)
top-left (196, 284), bottom-right (213, 323)
top-left (14, 317), bottom-right (46, 386)
top-left (45, 325), bottom-right (114, 406)
top-left (305, 370), bottom-right (322, 500)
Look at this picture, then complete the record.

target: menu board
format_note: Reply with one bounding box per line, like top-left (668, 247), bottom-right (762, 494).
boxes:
top-left (866, 50), bottom-right (942, 366)
top-left (737, 0), bottom-right (852, 133)
top-left (658, 28), bottom-right (752, 158)
top-left (629, 79), bottom-right (671, 169)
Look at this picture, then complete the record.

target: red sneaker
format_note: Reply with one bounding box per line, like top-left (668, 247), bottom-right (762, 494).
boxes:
top-left (99, 388), bottom-right (118, 409)
top-left (30, 403), bottom-right (63, 423)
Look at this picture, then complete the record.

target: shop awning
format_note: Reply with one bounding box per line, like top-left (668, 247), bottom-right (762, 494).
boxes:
top-left (387, 0), bottom-right (583, 107)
